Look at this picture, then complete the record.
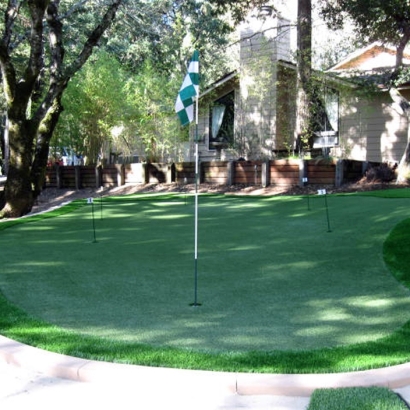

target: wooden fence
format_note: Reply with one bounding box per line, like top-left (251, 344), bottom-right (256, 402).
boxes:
top-left (269, 160), bottom-right (300, 186)
top-left (305, 160), bottom-right (336, 185)
top-left (44, 159), bottom-right (370, 190)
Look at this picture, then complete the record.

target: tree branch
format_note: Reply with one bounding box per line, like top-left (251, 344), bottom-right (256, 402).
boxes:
top-left (389, 87), bottom-right (410, 117)
top-left (60, 0), bottom-right (89, 20)
top-left (65, 0), bottom-right (122, 78)
top-left (46, 0), bottom-right (64, 85)
top-left (23, 0), bottom-right (48, 92)
top-left (0, 0), bottom-right (21, 102)
top-left (32, 0), bottom-right (122, 127)
top-left (29, 0), bottom-right (64, 127)
top-left (395, 28), bottom-right (410, 70)
top-left (2, 0), bottom-right (21, 49)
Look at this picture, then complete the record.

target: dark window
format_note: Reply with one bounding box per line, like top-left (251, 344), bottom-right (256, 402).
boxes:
top-left (209, 91), bottom-right (234, 150)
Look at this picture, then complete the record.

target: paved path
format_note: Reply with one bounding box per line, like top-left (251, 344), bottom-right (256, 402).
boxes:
top-left (2, 336), bottom-right (410, 409)
top-left (0, 361), bottom-right (313, 410)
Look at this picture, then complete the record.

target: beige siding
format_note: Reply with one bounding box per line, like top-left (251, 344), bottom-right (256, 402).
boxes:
top-left (336, 90), bottom-right (409, 163)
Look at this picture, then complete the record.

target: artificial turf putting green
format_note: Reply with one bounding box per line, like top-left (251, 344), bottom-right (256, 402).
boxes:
top-left (1, 191), bottom-right (410, 355)
top-left (307, 387), bottom-right (409, 410)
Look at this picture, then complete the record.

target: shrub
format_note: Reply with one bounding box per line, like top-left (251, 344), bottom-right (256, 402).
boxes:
top-left (365, 163), bottom-right (397, 182)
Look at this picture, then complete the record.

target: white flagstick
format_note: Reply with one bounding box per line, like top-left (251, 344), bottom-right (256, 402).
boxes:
top-left (192, 94), bottom-right (200, 306)
top-left (175, 50), bottom-right (200, 306)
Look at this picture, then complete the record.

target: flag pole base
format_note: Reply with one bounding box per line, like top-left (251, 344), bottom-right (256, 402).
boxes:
top-left (189, 302), bottom-right (202, 307)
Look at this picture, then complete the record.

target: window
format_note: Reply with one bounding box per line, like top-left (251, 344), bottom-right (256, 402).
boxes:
top-left (209, 91), bottom-right (234, 149)
top-left (313, 88), bottom-right (339, 149)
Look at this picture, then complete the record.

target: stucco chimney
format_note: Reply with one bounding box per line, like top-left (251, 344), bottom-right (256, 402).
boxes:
top-left (237, 7), bottom-right (291, 158)
top-left (239, 8), bottom-right (290, 65)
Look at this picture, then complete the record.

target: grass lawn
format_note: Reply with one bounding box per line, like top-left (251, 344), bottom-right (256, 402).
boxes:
top-left (1, 189), bottom-right (410, 373)
top-left (307, 387), bottom-right (409, 410)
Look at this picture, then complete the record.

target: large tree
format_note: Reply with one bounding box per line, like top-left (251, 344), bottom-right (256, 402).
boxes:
top-left (51, 0), bottom-right (245, 166)
top-left (0, 0), bottom-right (122, 217)
top-left (295, 0), bottom-right (313, 155)
top-left (0, 0), bottom-right (266, 218)
top-left (319, 0), bottom-right (410, 180)
top-left (52, 50), bottom-right (131, 165)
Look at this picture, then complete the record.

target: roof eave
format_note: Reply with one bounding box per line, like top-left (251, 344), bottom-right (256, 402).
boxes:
top-left (200, 71), bottom-right (238, 98)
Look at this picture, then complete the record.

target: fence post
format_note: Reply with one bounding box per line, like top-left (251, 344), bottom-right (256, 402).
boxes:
top-left (116, 164), bottom-right (125, 186)
top-left (335, 159), bottom-right (344, 187)
top-left (56, 165), bottom-right (62, 189)
top-left (262, 161), bottom-right (270, 187)
top-left (95, 166), bottom-right (102, 188)
top-left (199, 160), bottom-right (203, 184)
top-left (227, 161), bottom-right (235, 185)
top-left (143, 163), bottom-right (149, 183)
top-left (74, 166), bottom-right (81, 190)
top-left (299, 159), bottom-right (307, 187)
top-left (165, 164), bottom-right (173, 184)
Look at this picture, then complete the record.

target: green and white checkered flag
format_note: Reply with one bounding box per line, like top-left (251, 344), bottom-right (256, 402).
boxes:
top-left (175, 50), bottom-right (199, 126)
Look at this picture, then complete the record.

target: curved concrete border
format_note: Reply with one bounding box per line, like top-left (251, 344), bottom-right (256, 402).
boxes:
top-left (1, 335), bottom-right (410, 396)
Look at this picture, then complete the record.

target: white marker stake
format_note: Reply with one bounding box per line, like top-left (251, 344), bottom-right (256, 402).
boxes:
top-left (317, 190), bottom-right (332, 232)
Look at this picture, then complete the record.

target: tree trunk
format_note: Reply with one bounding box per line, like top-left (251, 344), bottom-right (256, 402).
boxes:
top-left (295, 0), bottom-right (313, 156)
top-left (0, 0), bottom-right (122, 217)
top-left (391, 31), bottom-right (410, 182)
top-left (31, 97), bottom-right (64, 198)
top-left (1, 93), bottom-right (66, 217)
top-left (1, 117), bottom-right (36, 217)
top-left (0, 114), bottom-right (7, 174)
top-left (391, 87), bottom-right (410, 182)
top-left (397, 139), bottom-right (410, 182)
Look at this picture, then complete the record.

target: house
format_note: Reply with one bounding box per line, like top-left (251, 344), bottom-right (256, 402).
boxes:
top-left (327, 43), bottom-right (410, 164)
top-left (195, 10), bottom-right (297, 162)
top-left (192, 9), bottom-right (410, 165)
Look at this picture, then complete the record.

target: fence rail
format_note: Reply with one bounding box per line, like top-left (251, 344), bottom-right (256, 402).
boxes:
top-left (44, 159), bottom-right (370, 190)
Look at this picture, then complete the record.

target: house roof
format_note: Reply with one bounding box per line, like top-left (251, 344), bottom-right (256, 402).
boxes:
top-left (328, 42), bottom-right (410, 72)
top-left (327, 42), bottom-right (410, 90)
top-left (200, 71), bottom-right (238, 98)
top-left (201, 59), bottom-right (356, 101)
top-left (200, 60), bottom-right (303, 99)
top-left (201, 42), bottom-right (410, 99)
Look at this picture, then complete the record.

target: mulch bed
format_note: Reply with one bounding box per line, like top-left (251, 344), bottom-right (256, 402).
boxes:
top-left (29, 177), bottom-right (410, 215)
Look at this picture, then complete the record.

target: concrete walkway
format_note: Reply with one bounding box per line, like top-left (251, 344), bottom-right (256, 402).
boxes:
top-left (1, 336), bottom-right (410, 409)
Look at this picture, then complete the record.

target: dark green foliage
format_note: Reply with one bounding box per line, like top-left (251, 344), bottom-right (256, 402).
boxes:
top-left (365, 163), bottom-right (397, 182)
top-left (384, 218), bottom-right (410, 288)
top-left (319, 0), bottom-right (410, 47)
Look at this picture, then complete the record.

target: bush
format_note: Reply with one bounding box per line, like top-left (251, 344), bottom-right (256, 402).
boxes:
top-left (365, 163), bottom-right (397, 182)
